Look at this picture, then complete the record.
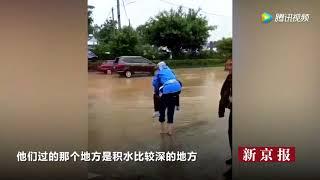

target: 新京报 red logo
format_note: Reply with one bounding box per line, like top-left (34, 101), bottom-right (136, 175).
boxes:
top-left (238, 146), bottom-right (295, 162)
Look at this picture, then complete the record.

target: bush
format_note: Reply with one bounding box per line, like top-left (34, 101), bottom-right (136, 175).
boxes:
top-left (197, 50), bottom-right (221, 59)
top-left (92, 43), bottom-right (115, 60)
top-left (152, 59), bottom-right (225, 68)
top-left (215, 38), bottom-right (232, 59)
top-left (172, 50), bottom-right (221, 60)
top-left (135, 44), bottom-right (160, 60)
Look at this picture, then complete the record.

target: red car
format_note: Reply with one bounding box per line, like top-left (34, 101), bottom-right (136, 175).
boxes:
top-left (114, 56), bottom-right (156, 78)
top-left (97, 60), bottom-right (115, 74)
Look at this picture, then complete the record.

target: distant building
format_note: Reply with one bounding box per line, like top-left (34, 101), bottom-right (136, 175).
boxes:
top-left (158, 46), bottom-right (172, 59)
top-left (202, 41), bottom-right (217, 51)
top-left (208, 41), bottom-right (214, 50)
top-left (88, 34), bottom-right (98, 50)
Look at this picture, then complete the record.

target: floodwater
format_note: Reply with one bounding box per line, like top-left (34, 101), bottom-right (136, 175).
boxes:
top-left (88, 67), bottom-right (231, 180)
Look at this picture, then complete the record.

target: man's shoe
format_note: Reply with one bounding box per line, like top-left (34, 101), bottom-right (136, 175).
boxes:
top-left (153, 111), bottom-right (160, 118)
top-left (225, 158), bottom-right (232, 165)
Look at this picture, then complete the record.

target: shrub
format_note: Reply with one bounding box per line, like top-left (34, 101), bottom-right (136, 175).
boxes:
top-left (92, 43), bottom-right (115, 60)
top-left (135, 44), bottom-right (160, 60)
top-left (172, 50), bottom-right (221, 60)
top-left (152, 59), bottom-right (225, 68)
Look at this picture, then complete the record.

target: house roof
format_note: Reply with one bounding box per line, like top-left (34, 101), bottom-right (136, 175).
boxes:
top-left (88, 35), bottom-right (98, 46)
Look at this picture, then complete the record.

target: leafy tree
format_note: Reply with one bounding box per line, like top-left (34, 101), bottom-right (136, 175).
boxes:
top-left (215, 38), bottom-right (232, 59)
top-left (93, 24), bottom-right (101, 36)
top-left (96, 20), bottom-right (117, 44)
top-left (110, 26), bottom-right (139, 56)
top-left (140, 7), bottom-right (215, 57)
top-left (184, 9), bottom-right (217, 54)
top-left (88, 5), bottom-right (95, 34)
top-left (95, 22), bottom-right (139, 58)
top-left (136, 25), bottom-right (149, 45)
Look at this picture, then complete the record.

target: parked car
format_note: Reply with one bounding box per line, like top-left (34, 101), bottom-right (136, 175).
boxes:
top-left (88, 50), bottom-right (98, 61)
top-left (114, 56), bottom-right (156, 78)
top-left (97, 60), bottom-right (115, 74)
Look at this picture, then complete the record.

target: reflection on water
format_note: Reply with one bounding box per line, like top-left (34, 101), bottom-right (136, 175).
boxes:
top-left (88, 67), bottom-right (231, 180)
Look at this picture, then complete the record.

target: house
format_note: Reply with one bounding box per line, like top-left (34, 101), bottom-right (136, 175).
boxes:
top-left (202, 41), bottom-right (217, 51)
top-left (88, 34), bottom-right (98, 50)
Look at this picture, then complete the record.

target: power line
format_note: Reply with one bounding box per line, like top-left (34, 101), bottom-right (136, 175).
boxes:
top-left (121, 0), bottom-right (130, 25)
top-left (126, 0), bottom-right (136, 5)
top-left (106, 8), bottom-right (112, 19)
top-left (159, 0), bottom-right (231, 17)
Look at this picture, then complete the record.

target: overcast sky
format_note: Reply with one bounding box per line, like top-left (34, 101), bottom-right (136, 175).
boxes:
top-left (88, 0), bottom-right (232, 41)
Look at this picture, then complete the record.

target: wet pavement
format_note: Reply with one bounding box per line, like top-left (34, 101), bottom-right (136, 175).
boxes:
top-left (88, 67), bottom-right (231, 180)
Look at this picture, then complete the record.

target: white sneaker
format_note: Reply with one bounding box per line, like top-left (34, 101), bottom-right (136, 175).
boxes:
top-left (153, 111), bottom-right (160, 118)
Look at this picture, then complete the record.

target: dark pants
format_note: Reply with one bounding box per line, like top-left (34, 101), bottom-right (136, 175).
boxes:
top-left (159, 92), bottom-right (180, 124)
top-left (154, 92), bottom-right (180, 111)
top-left (175, 94), bottom-right (180, 107)
top-left (228, 110), bottom-right (232, 152)
top-left (153, 94), bottom-right (160, 112)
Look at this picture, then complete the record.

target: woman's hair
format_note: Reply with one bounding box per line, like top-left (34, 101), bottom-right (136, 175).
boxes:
top-left (225, 59), bottom-right (232, 71)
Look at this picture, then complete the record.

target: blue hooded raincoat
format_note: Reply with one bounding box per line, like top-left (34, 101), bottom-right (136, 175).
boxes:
top-left (152, 62), bottom-right (181, 94)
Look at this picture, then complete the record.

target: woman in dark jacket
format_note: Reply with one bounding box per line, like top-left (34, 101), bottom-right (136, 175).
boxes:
top-left (219, 59), bottom-right (232, 165)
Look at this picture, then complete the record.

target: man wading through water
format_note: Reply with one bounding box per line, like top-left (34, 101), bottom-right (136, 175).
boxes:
top-left (219, 59), bottom-right (232, 168)
top-left (152, 61), bottom-right (182, 135)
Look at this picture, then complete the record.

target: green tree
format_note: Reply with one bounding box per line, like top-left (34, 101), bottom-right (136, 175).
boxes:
top-left (93, 24), bottom-right (101, 36)
top-left (215, 38), bottom-right (232, 59)
top-left (136, 25), bottom-right (148, 44)
top-left (140, 7), bottom-right (215, 57)
top-left (96, 20), bottom-right (117, 44)
top-left (184, 9), bottom-right (217, 54)
top-left (88, 5), bottom-right (95, 34)
top-left (110, 26), bottom-right (139, 56)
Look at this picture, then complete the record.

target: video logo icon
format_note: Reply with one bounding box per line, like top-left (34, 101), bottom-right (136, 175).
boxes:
top-left (261, 12), bottom-right (273, 24)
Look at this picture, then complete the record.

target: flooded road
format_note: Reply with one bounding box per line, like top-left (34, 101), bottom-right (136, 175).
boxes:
top-left (88, 67), bottom-right (231, 180)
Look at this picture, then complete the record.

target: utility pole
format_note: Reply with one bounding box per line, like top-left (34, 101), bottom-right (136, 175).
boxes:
top-left (111, 7), bottom-right (116, 35)
top-left (111, 7), bottom-right (115, 22)
top-left (116, 0), bottom-right (121, 29)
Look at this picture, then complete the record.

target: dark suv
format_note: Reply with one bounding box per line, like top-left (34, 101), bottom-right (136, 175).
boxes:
top-left (114, 56), bottom-right (156, 78)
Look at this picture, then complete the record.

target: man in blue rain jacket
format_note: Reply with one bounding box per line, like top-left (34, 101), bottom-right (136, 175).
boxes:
top-left (152, 61), bottom-right (181, 135)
